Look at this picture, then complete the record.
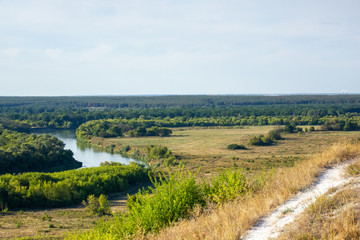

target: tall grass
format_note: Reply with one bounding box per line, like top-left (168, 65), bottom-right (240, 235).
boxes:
top-left (151, 141), bottom-right (360, 240)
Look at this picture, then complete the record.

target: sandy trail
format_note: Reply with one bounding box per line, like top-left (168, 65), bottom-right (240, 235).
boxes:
top-left (242, 162), bottom-right (352, 240)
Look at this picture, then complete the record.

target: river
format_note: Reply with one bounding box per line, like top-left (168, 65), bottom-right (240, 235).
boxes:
top-left (31, 129), bottom-right (136, 168)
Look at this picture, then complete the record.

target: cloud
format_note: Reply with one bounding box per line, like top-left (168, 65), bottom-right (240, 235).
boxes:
top-left (0, 48), bottom-right (21, 58)
top-left (80, 44), bottom-right (113, 62)
top-left (45, 49), bottom-right (62, 59)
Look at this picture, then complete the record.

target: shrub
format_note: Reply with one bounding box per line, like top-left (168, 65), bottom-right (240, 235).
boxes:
top-left (203, 169), bottom-right (249, 204)
top-left (227, 144), bottom-right (246, 150)
top-left (42, 214), bottom-right (52, 221)
top-left (268, 128), bottom-right (282, 140)
top-left (73, 167), bottom-right (205, 239)
top-left (82, 195), bottom-right (99, 214)
top-left (284, 124), bottom-right (295, 133)
top-left (82, 194), bottom-right (111, 216)
top-left (165, 156), bottom-right (177, 166)
top-left (249, 135), bottom-right (273, 146)
top-left (121, 145), bottom-right (131, 153)
top-left (98, 194), bottom-right (111, 215)
top-left (147, 145), bottom-right (174, 162)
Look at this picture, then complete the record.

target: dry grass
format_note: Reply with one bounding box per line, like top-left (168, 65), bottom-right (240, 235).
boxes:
top-left (347, 160), bottom-right (360, 176)
top-left (146, 142), bottom-right (360, 240)
top-left (0, 208), bottom-right (104, 239)
top-left (278, 157), bottom-right (360, 240)
top-left (278, 181), bottom-right (360, 239)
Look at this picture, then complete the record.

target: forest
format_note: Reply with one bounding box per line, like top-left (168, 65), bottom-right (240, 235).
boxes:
top-left (76, 119), bottom-right (173, 139)
top-left (1, 95), bottom-right (359, 132)
top-left (0, 125), bottom-right (81, 174)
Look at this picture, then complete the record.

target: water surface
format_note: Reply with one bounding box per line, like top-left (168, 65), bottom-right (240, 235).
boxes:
top-left (32, 129), bottom-right (136, 168)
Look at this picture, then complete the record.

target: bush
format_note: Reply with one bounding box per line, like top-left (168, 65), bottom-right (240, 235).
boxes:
top-left (202, 169), bottom-right (249, 204)
top-left (283, 124), bottom-right (295, 133)
top-left (165, 156), bottom-right (177, 166)
top-left (147, 145), bottom-right (173, 160)
top-left (83, 194), bottom-right (111, 215)
top-left (227, 144), bottom-right (246, 150)
top-left (249, 135), bottom-right (273, 146)
top-left (69, 167), bottom-right (254, 239)
top-left (121, 145), bottom-right (131, 153)
top-left (268, 128), bottom-right (282, 140)
top-left (75, 167), bottom-right (205, 238)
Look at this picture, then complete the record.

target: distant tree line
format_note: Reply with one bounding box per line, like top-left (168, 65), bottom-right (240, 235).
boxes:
top-left (1, 95), bottom-right (360, 110)
top-left (0, 95), bottom-right (359, 132)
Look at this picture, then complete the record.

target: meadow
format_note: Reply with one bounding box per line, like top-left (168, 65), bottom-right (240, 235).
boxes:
top-left (90, 126), bottom-right (360, 175)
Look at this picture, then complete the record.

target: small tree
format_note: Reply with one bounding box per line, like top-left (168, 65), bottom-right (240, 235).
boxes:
top-left (267, 128), bottom-right (282, 140)
top-left (98, 194), bottom-right (111, 215)
top-left (83, 194), bottom-right (111, 215)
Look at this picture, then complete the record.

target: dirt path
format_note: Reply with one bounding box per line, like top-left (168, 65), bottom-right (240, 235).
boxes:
top-left (108, 182), bottom-right (152, 212)
top-left (242, 162), bottom-right (353, 240)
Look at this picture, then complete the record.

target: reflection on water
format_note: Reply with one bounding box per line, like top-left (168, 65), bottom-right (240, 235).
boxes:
top-left (31, 129), bottom-right (136, 168)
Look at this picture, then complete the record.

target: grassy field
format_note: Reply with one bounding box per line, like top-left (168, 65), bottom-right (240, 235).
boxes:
top-left (92, 126), bottom-right (360, 176)
top-left (0, 207), bottom-right (104, 239)
top-left (0, 184), bottom-right (149, 239)
top-left (2, 126), bottom-right (359, 239)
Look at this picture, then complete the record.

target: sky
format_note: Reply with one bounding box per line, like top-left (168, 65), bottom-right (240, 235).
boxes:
top-left (0, 0), bottom-right (359, 96)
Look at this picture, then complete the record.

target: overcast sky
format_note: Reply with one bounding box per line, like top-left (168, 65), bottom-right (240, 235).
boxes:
top-left (0, 0), bottom-right (359, 96)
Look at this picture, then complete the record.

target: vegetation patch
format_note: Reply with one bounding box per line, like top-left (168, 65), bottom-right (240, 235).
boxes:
top-left (82, 194), bottom-right (111, 216)
top-left (147, 145), bottom-right (177, 167)
top-left (0, 162), bottom-right (148, 209)
top-left (227, 144), bottom-right (246, 150)
top-left (347, 160), bottom-right (360, 175)
top-left (76, 119), bottom-right (172, 140)
top-left (248, 135), bottom-right (274, 146)
top-left (0, 127), bottom-right (81, 174)
top-left (68, 166), bottom-right (257, 239)
top-left (202, 169), bottom-right (249, 204)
